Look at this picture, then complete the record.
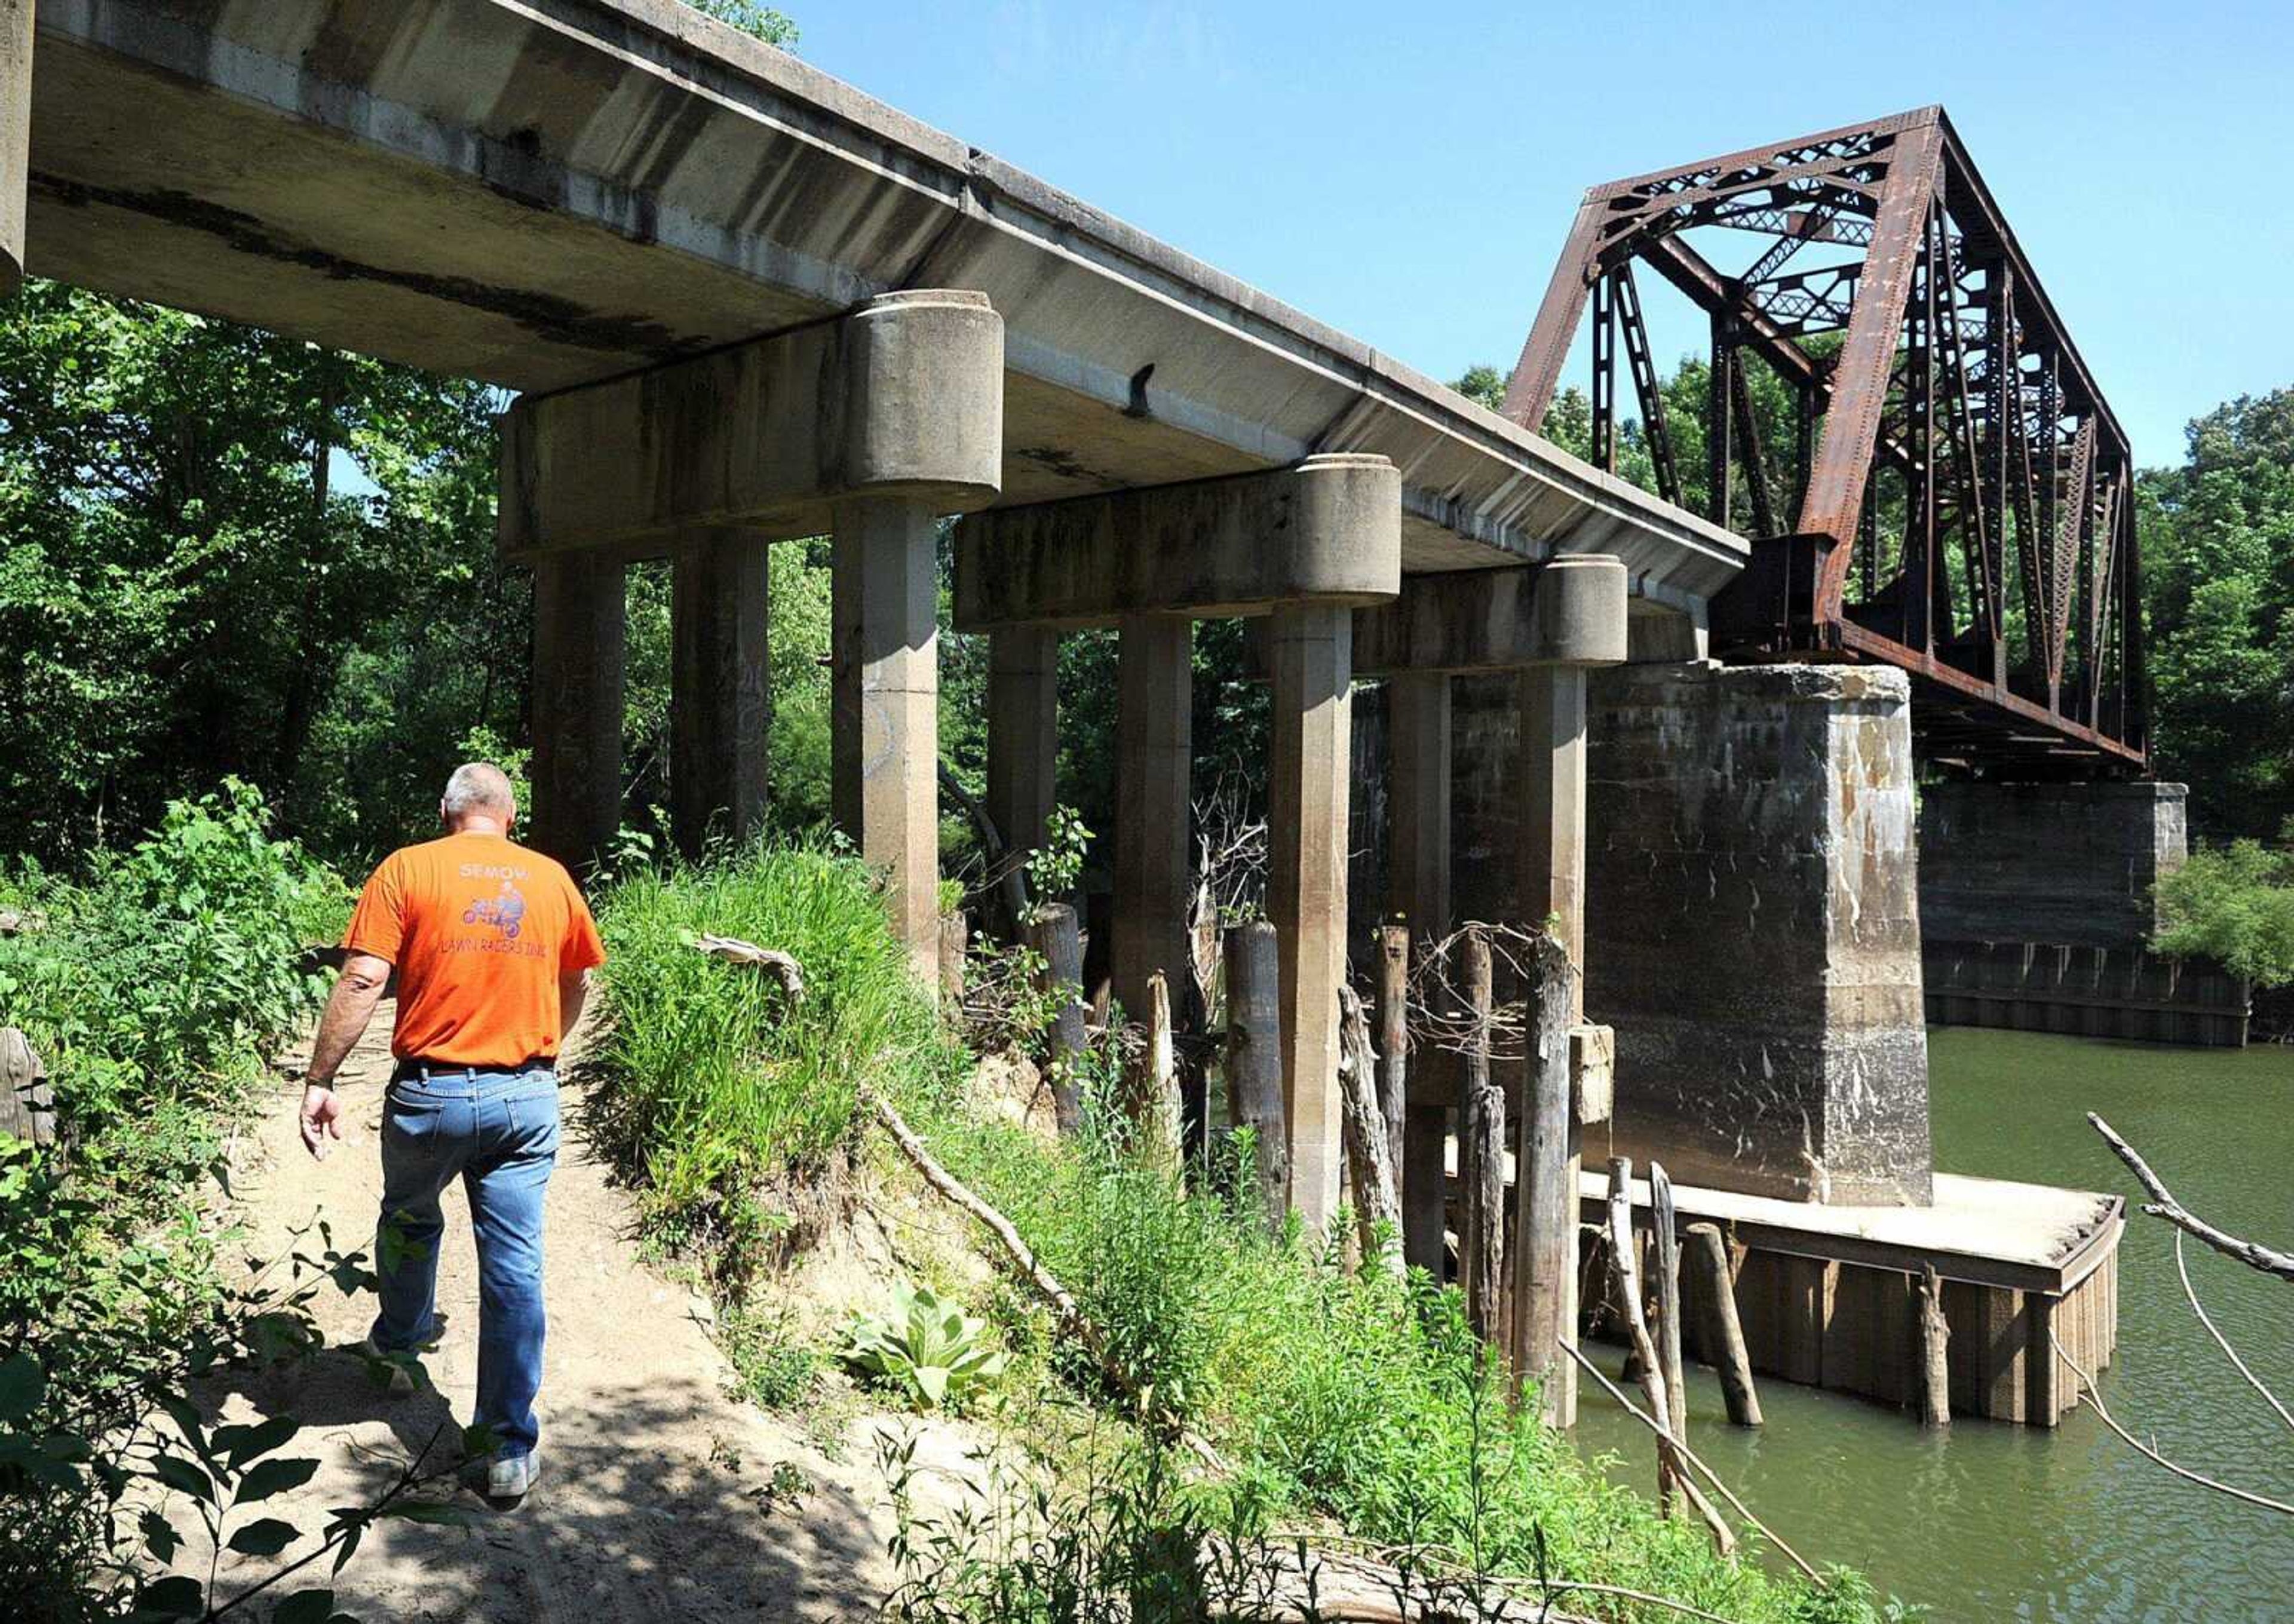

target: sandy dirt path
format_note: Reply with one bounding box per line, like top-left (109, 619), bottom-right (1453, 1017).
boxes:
top-left (192, 1006), bottom-right (969, 1622)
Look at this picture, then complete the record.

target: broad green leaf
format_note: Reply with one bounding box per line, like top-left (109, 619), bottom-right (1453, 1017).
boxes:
top-left (272, 1588), bottom-right (336, 1624)
top-left (228, 1516), bottom-right (302, 1557)
top-left (0, 1351), bottom-right (45, 1422)
top-left (236, 1455), bottom-right (321, 1503)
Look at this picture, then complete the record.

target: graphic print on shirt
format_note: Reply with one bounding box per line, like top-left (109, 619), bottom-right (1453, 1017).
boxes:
top-left (463, 878), bottom-right (529, 940)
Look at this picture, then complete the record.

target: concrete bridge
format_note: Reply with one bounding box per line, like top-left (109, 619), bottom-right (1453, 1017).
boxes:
top-left (5, 0), bottom-right (2126, 1423)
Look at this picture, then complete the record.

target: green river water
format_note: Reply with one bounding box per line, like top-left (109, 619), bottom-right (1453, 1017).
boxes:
top-left (1571, 1027), bottom-right (2294, 1622)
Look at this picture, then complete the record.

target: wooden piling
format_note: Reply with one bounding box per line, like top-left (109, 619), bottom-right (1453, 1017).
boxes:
top-left (1026, 902), bottom-right (1088, 1135)
top-left (1224, 922), bottom-right (1288, 1235)
top-left (1141, 969), bottom-right (1183, 1177)
top-left (1508, 929), bottom-right (1574, 1418)
top-left (0, 1027), bottom-right (56, 1147)
top-left (1686, 1223), bottom-right (1762, 1427)
top-left (938, 909), bottom-right (968, 1004)
top-left (1651, 1162), bottom-right (1687, 1448)
top-left (1375, 923), bottom-right (1410, 1204)
top-left (1917, 1263), bottom-right (1952, 1428)
top-left (1338, 986), bottom-right (1404, 1277)
top-left (1460, 929), bottom-right (1505, 1343)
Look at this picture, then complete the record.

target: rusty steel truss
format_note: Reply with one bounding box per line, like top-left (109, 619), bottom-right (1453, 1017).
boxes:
top-left (1503, 106), bottom-right (2145, 775)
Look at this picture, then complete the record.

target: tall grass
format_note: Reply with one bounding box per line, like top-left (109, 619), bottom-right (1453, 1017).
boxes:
top-left (589, 847), bottom-right (1902, 1622)
top-left (585, 843), bottom-right (965, 1223)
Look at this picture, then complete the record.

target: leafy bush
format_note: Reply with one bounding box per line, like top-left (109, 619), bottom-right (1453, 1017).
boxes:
top-left (585, 843), bottom-right (965, 1225)
top-left (0, 778), bottom-right (345, 1135)
top-left (2154, 840), bottom-right (2294, 986)
top-left (841, 1284), bottom-right (1007, 1412)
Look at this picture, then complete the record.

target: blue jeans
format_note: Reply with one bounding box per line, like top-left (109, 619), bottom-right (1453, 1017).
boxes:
top-left (371, 1066), bottom-right (559, 1459)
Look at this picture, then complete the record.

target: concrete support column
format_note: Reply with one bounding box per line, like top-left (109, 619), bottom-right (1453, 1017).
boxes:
top-left (1267, 604), bottom-right (1353, 1233)
top-left (1, 1), bottom-right (28, 300)
top-left (1112, 616), bottom-right (1193, 1023)
top-left (670, 528), bottom-right (771, 858)
top-left (986, 627), bottom-right (1060, 868)
top-left (1517, 667), bottom-right (1590, 985)
top-left (833, 495), bottom-right (940, 982)
top-left (530, 550), bottom-right (627, 871)
top-left (1388, 670), bottom-right (1453, 1276)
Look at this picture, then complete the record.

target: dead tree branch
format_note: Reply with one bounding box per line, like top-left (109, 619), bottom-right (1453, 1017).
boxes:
top-left (2175, 1231), bottom-right (2294, 1436)
top-left (2089, 1113), bottom-right (2294, 1282)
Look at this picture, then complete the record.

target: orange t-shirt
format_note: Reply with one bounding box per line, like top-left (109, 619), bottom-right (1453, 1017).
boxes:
top-left (343, 832), bottom-right (606, 1066)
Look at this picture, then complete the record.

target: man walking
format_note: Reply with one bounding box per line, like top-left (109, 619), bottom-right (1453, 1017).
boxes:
top-left (298, 763), bottom-right (605, 1500)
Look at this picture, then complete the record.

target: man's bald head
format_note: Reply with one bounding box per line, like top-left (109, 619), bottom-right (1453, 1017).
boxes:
top-left (440, 762), bottom-right (517, 831)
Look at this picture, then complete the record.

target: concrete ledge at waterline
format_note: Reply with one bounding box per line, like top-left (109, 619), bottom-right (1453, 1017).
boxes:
top-left (951, 453), bottom-right (1401, 631)
top-left (498, 290), bottom-right (1004, 556)
top-left (1351, 555), bottom-right (1630, 674)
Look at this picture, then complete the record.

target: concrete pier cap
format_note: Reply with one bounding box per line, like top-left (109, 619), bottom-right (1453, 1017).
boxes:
top-left (499, 287), bottom-right (1004, 557)
top-left (1351, 554), bottom-right (1629, 675)
top-left (952, 452), bottom-right (1401, 631)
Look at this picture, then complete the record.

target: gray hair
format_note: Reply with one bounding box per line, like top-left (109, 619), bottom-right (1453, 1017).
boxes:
top-left (441, 762), bottom-right (517, 819)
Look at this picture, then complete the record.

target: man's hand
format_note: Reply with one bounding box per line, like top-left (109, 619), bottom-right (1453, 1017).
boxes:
top-left (300, 1083), bottom-right (346, 1161)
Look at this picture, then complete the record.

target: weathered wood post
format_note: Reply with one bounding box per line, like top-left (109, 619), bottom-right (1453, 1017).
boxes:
top-left (939, 909), bottom-right (968, 1005)
top-left (1338, 986), bottom-right (1404, 1278)
top-left (1509, 929), bottom-right (1575, 1417)
top-left (1140, 969), bottom-right (1183, 1177)
top-left (1651, 1161), bottom-right (1687, 1450)
top-left (1686, 1223), bottom-right (1763, 1427)
top-left (1225, 922), bottom-right (1287, 1235)
top-left (1375, 923), bottom-right (1410, 1208)
top-left (1918, 1263), bottom-right (1952, 1428)
top-left (1026, 902), bottom-right (1088, 1135)
top-left (1460, 929), bottom-right (1505, 1343)
top-left (0, 1028), bottom-right (56, 1147)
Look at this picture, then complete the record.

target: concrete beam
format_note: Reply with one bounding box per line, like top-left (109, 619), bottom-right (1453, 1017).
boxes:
top-left (1351, 555), bottom-right (1629, 676)
top-left (670, 528), bottom-right (771, 858)
top-left (953, 453), bottom-right (1401, 630)
top-left (1266, 603), bottom-right (1353, 1234)
top-left (530, 550), bottom-right (627, 870)
top-left (986, 627), bottom-right (1059, 864)
top-left (833, 494), bottom-right (941, 983)
top-left (1, 1), bottom-right (27, 300)
top-left (499, 290), bottom-right (1004, 556)
top-left (1112, 616), bottom-right (1192, 1024)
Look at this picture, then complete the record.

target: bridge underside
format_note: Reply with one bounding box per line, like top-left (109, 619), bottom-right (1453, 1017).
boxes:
top-left (1504, 107), bottom-right (2146, 776)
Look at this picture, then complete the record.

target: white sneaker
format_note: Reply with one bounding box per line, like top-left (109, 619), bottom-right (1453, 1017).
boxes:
top-left (487, 1448), bottom-right (541, 1499)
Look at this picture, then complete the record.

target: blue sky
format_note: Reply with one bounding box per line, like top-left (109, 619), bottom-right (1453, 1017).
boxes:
top-left (789, 0), bottom-right (2294, 469)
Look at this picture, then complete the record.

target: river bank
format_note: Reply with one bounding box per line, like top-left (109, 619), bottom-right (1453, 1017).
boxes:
top-left (1576, 1026), bottom-right (2294, 1621)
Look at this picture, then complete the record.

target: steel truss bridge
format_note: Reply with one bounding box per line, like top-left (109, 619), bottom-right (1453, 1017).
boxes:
top-left (1503, 106), bottom-right (2145, 776)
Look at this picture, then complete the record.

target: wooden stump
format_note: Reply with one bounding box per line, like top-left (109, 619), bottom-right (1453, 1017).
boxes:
top-left (1026, 903), bottom-right (1088, 1135)
top-left (1918, 1263), bottom-right (1952, 1428)
top-left (1338, 985), bottom-right (1403, 1278)
top-left (0, 1027), bottom-right (56, 1147)
top-left (1140, 969), bottom-right (1183, 1176)
top-left (1224, 922), bottom-right (1288, 1234)
top-left (1651, 1162), bottom-right (1687, 1450)
top-left (1375, 923), bottom-right (1410, 1201)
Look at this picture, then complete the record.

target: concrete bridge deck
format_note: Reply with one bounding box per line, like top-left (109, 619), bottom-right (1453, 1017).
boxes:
top-left (27, 0), bottom-right (1740, 607)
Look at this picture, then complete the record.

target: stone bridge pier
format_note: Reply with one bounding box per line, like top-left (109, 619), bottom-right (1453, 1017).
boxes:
top-left (501, 288), bottom-right (1005, 984)
top-left (1581, 656), bottom-right (1933, 1206)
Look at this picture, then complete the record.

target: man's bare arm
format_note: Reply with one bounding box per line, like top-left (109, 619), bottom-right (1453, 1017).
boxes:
top-left (299, 951), bottom-right (390, 1160)
top-left (559, 968), bottom-right (591, 1045)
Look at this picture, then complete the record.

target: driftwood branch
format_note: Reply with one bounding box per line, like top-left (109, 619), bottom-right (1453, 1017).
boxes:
top-left (2089, 1113), bottom-right (2294, 1282)
top-left (2051, 1329), bottom-right (2294, 1516)
top-left (692, 935), bottom-right (806, 1001)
